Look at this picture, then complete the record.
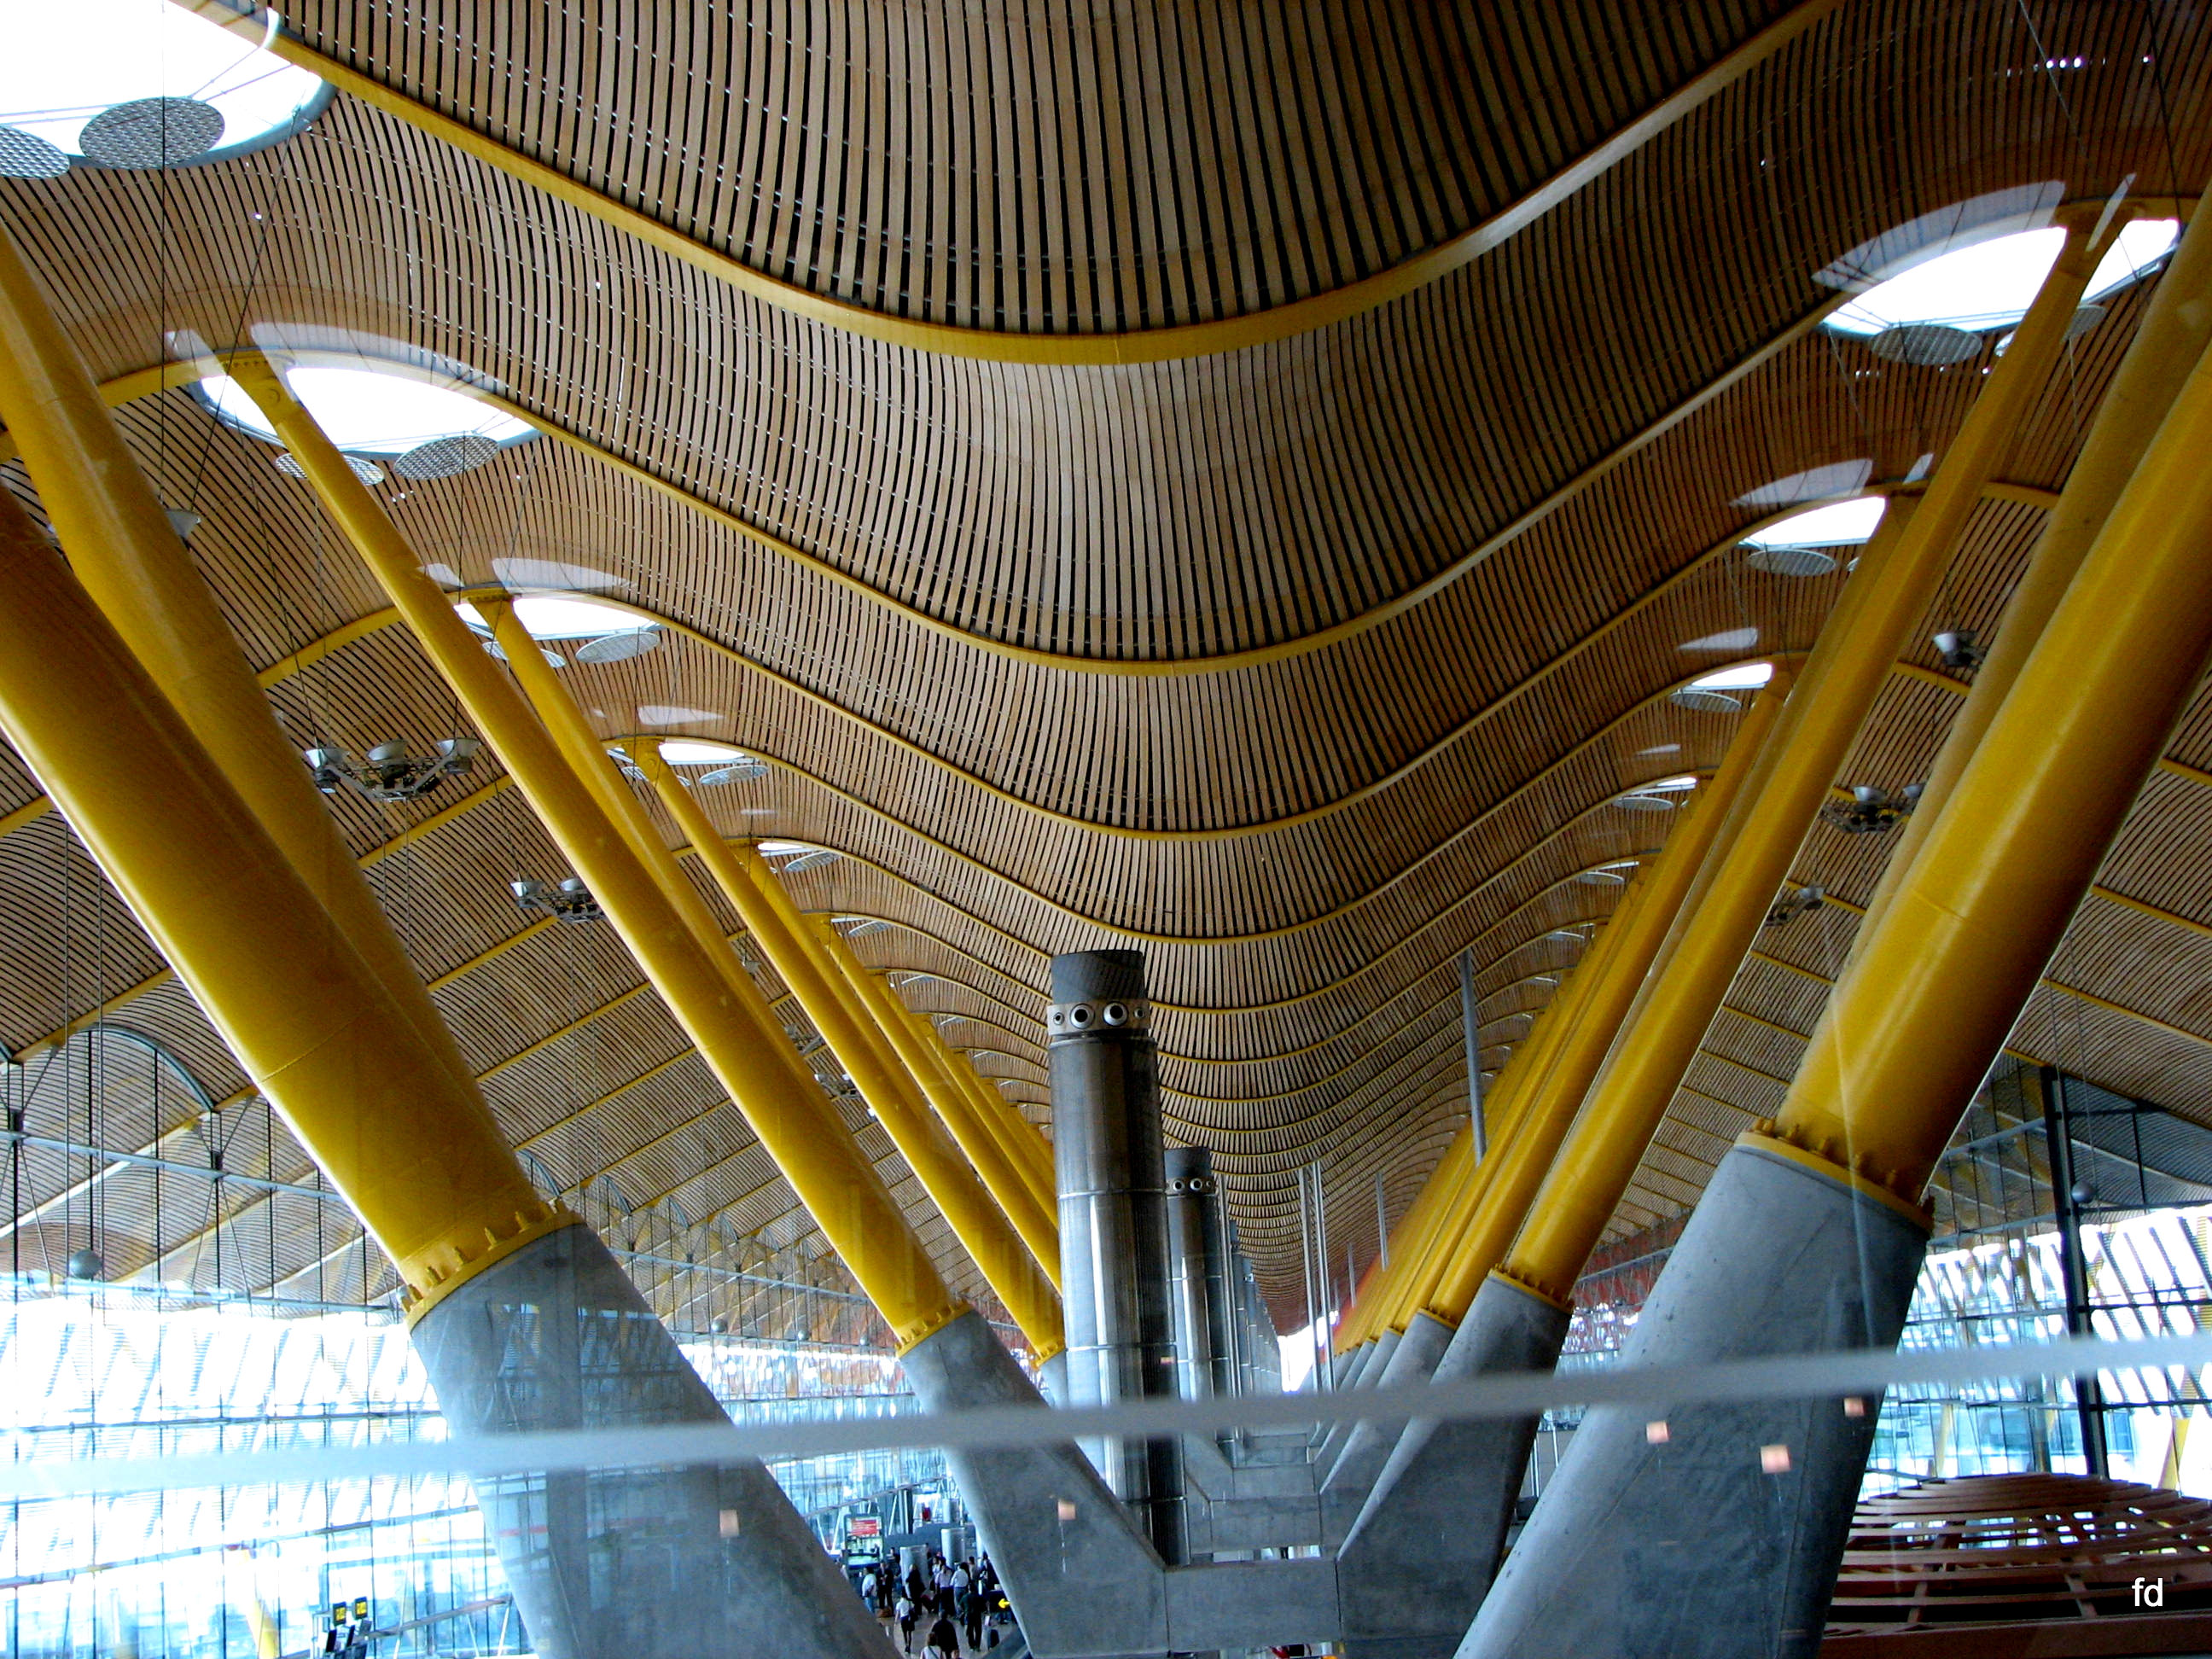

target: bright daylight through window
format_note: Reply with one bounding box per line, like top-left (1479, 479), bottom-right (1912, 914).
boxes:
top-left (0, 0), bottom-right (327, 175)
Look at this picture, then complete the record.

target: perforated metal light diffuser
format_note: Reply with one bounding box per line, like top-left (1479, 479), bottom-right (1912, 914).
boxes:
top-left (1669, 686), bottom-right (1742, 713)
top-left (1573, 868), bottom-right (1627, 887)
top-left (276, 450), bottom-right (386, 487)
top-left (391, 432), bottom-right (502, 480)
top-left (1743, 544), bottom-right (1838, 578)
top-left (1612, 793), bottom-right (1676, 813)
top-left (1866, 323), bottom-right (1982, 366)
top-left (573, 627), bottom-right (663, 665)
top-left (79, 96), bottom-right (223, 169)
top-left (0, 123), bottom-right (67, 178)
top-left (697, 756), bottom-right (770, 785)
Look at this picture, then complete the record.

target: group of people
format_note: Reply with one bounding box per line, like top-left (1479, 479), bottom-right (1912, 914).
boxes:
top-left (859, 1548), bottom-right (1009, 1656)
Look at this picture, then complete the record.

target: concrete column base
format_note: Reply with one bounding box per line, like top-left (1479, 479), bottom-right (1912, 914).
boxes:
top-left (1310, 1339), bottom-right (1382, 1476)
top-left (410, 1223), bottom-right (882, 1659)
top-left (900, 1310), bottom-right (1170, 1656)
top-left (1458, 1140), bottom-right (1928, 1659)
top-left (1318, 1312), bottom-right (1452, 1540)
top-left (1334, 1277), bottom-right (1569, 1658)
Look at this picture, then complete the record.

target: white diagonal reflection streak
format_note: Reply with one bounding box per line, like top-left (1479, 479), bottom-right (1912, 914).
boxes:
top-left (9, 1330), bottom-right (2206, 1500)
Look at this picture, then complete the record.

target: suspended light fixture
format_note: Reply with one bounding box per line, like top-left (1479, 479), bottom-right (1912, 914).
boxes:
top-left (302, 737), bottom-right (481, 802)
top-left (1765, 884), bottom-right (1827, 928)
top-left (1741, 497), bottom-right (1887, 578)
top-left (512, 876), bottom-right (604, 923)
top-left (1933, 629), bottom-right (1988, 672)
top-left (760, 840), bottom-right (841, 873)
top-left (1820, 783), bottom-right (1924, 835)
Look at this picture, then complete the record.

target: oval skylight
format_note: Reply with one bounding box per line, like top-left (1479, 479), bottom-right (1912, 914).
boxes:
top-left (1689, 663), bottom-right (1773, 692)
top-left (659, 740), bottom-right (750, 766)
top-left (199, 366), bottom-right (533, 460)
top-left (0, 0), bottom-right (329, 174)
top-left (1827, 219), bottom-right (2180, 339)
top-left (454, 595), bottom-right (643, 640)
top-left (1743, 498), bottom-right (1885, 550)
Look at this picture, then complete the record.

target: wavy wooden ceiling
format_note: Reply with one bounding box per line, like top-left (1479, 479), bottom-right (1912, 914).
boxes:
top-left (3, 0), bottom-right (2212, 1330)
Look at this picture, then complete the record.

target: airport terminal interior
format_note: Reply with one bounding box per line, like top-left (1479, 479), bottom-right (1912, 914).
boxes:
top-left (13, 2), bottom-right (2212, 1656)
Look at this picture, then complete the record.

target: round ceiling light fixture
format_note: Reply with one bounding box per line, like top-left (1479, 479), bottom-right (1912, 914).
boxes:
top-left (1741, 497), bottom-right (1885, 578)
top-left (201, 364), bottom-right (533, 475)
top-left (0, 0), bottom-right (329, 172)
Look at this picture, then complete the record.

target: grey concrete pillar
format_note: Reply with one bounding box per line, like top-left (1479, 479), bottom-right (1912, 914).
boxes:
top-left (410, 1222), bottom-right (883, 1659)
top-left (902, 1308), bottom-right (1170, 1658)
top-left (1317, 1310), bottom-right (1452, 1536)
top-left (1336, 1277), bottom-right (1569, 1656)
top-left (1458, 1142), bottom-right (1928, 1659)
top-left (1165, 1145), bottom-right (1221, 1401)
top-left (1050, 948), bottom-right (1187, 1562)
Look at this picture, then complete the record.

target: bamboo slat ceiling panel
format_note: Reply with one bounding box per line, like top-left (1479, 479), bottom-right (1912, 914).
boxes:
top-left (2, 0), bottom-right (2211, 1321)
top-left (281, 0), bottom-right (1799, 334)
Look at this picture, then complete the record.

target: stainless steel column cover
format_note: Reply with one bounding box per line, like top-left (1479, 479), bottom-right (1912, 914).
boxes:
top-left (1200, 1162), bottom-right (1240, 1400)
top-left (1164, 1144), bottom-right (1220, 1400)
top-left (1049, 948), bottom-right (1188, 1563)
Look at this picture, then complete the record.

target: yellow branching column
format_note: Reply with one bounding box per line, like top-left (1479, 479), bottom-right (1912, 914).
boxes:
top-left (1464, 293), bottom-right (2212, 1659)
top-left (230, 352), bottom-right (1177, 1652)
top-left (0, 488), bottom-right (885, 1659)
top-left (1324, 672), bottom-right (1788, 1602)
top-left (643, 760), bottom-right (1063, 1354)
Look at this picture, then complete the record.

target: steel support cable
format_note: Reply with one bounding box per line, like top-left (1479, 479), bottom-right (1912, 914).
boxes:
top-left (165, 0), bottom-right (1848, 368)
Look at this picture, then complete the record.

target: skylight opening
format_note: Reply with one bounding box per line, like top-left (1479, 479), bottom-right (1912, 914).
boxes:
top-left (201, 366), bottom-right (533, 460)
top-left (658, 740), bottom-right (749, 766)
top-left (1743, 498), bottom-right (1886, 550)
top-left (1645, 776), bottom-right (1698, 791)
top-left (453, 595), bottom-right (644, 641)
top-left (1825, 219), bottom-right (2180, 340)
top-left (0, 0), bottom-right (329, 174)
top-left (1689, 664), bottom-right (1774, 692)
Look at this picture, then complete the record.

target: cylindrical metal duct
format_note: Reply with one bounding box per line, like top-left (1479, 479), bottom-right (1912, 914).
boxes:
top-left (1047, 949), bottom-right (1186, 1562)
top-left (1164, 1144), bottom-right (1220, 1400)
top-left (1202, 1170), bottom-right (1239, 1400)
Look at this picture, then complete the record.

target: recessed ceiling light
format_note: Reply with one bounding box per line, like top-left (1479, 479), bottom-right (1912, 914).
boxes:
top-left (0, 0), bottom-right (329, 172)
top-left (199, 366), bottom-right (532, 461)
top-left (1636, 743), bottom-right (1682, 757)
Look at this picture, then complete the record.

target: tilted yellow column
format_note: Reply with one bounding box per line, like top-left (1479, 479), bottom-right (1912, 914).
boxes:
top-left (0, 487), bottom-right (563, 1302)
top-left (1333, 1125), bottom-right (1470, 1351)
top-left (876, 972), bottom-right (1058, 1216)
top-left (1389, 862), bottom-right (1657, 1330)
top-left (0, 226), bottom-right (478, 1106)
top-left (1422, 678), bottom-right (1785, 1320)
top-left (230, 352), bottom-right (962, 1348)
top-left (644, 761), bottom-right (1063, 1348)
top-left (817, 914), bottom-right (1064, 1266)
top-left (1773, 335), bottom-right (2212, 1196)
top-left (1488, 219), bottom-right (2105, 1305)
top-left (1857, 204), bottom-right (2212, 938)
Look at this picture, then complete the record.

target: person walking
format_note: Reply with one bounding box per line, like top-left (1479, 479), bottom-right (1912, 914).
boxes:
top-left (923, 1612), bottom-right (959, 1659)
top-left (962, 1580), bottom-right (985, 1651)
top-left (894, 1593), bottom-right (917, 1653)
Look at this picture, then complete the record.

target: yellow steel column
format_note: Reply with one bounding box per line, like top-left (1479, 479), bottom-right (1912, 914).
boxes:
top-left (817, 914), bottom-right (1066, 1259)
top-left (230, 352), bottom-right (962, 1348)
top-left (1857, 205), bottom-right (2212, 938)
top-left (0, 487), bottom-right (564, 1302)
top-left (1773, 335), bottom-right (2212, 1196)
top-left (1487, 221), bottom-right (2105, 1305)
top-left (1386, 863), bottom-right (1658, 1330)
top-left (875, 973), bottom-right (1058, 1214)
top-left (0, 226), bottom-right (478, 1104)
top-left (938, 1027), bottom-right (1059, 1207)
top-left (643, 759), bottom-right (1064, 1348)
top-left (1421, 677), bottom-right (1787, 1321)
top-left (1333, 1126), bottom-right (1470, 1351)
